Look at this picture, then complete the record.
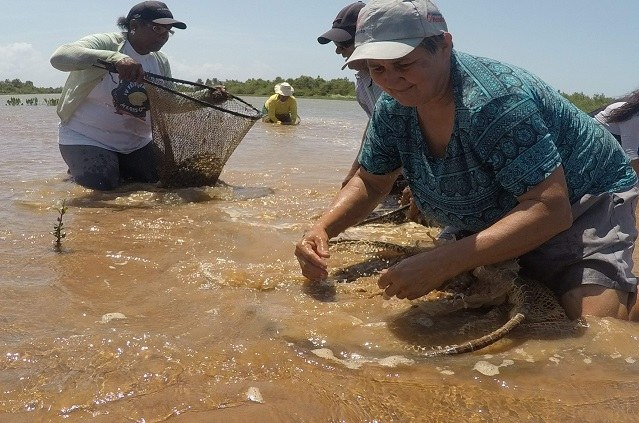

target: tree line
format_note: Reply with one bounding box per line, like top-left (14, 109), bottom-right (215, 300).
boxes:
top-left (1, 77), bottom-right (619, 113)
top-left (197, 75), bottom-right (357, 99)
top-left (0, 79), bottom-right (61, 95)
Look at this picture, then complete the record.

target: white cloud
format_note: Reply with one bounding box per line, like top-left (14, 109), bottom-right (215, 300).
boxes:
top-left (0, 42), bottom-right (65, 87)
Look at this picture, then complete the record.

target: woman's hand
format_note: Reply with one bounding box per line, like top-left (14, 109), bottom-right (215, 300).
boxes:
top-left (295, 228), bottom-right (331, 281)
top-left (400, 186), bottom-right (422, 223)
top-left (204, 85), bottom-right (229, 104)
top-left (114, 57), bottom-right (145, 83)
top-left (378, 248), bottom-right (459, 300)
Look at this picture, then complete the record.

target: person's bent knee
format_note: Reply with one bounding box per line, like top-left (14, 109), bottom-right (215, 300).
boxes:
top-left (627, 291), bottom-right (639, 321)
top-left (561, 284), bottom-right (635, 321)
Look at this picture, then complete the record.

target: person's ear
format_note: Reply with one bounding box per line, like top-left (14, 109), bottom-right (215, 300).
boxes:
top-left (129, 19), bottom-right (141, 34)
top-left (442, 32), bottom-right (454, 51)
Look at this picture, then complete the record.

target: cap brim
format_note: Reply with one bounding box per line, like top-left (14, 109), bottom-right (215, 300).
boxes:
top-left (152, 18), bottom-right (187, 29)
top-left (317, 28), bottom-right (353, 45)
top-left (342, 38), bottom-right (422, 69)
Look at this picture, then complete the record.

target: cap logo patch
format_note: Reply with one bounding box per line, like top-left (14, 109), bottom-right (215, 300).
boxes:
top-left (427, 12), bottom-right (445, 23)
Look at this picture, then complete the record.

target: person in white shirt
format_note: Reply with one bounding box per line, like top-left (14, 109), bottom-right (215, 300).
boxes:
top-left (594, 89), bottom-right (639, 175)
top-left (51, 1), bottom-right (225, 190)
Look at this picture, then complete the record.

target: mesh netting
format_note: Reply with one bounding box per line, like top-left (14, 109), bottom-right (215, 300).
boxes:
top-left (328, 238), bottom-right (580, 356)
top-left (144, 73), bottom-right (262, 188)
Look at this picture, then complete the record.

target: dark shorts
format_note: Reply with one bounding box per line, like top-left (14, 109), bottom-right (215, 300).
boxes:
top-left (519, 187), bottom-right (639, 296)
top-left (59, 143), bottom-right (158, 191)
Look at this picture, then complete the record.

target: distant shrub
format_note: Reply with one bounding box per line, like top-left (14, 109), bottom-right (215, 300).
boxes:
top-left (6, 97), bottom-right (22, 106)
top-left (560, 91), bottom-right (615, 114)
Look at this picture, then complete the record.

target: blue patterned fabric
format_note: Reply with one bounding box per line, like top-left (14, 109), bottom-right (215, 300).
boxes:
top-left (359, 50), bottom-right (637, 232)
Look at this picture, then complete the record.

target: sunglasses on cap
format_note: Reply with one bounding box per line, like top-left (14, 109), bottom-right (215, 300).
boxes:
top-left (141, 20), bottom-right (175, 36)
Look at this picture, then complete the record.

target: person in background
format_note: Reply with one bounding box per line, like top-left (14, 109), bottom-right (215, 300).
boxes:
top-left (50, 1), bottom-right (226, 191)
top-left (295, 0), bottom-right (639, 321)
top-left (318, 1), bottom-right (384, 186)
top-left (263, 83), bottom-right (299, 125)
top-left (594, 89), bottom-right (639, 175)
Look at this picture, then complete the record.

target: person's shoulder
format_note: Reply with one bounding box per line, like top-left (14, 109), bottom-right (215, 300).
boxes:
top-left (85, 31), bottom-right (125, 42)
top-left (154, 49), bottom-right (170, 60)
top-left (454, 50), bottom-right (533, 89)
top-left (453, 50), bottom-right (553, 109)
top-left (454, 50), bottom-right (522, 75)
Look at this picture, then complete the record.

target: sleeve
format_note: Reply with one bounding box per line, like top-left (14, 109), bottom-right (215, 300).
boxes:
top-left (265, 96), bottom-right (278, 123)
top-left (358, 96), bottom-right (403, 175)
top-left (50, 33), bottom-right (129, 72)
top-left (473, 95), bottom-right (561, 198)
top-left (290, 98), bottom-right (298, 121)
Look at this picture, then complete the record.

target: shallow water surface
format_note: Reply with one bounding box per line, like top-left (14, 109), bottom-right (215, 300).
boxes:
top-left (0, 95), bottom-right (638, 422)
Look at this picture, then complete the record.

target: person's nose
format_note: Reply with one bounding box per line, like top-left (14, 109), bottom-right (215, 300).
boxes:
top-left (377, 68), bottom-right (402, 88)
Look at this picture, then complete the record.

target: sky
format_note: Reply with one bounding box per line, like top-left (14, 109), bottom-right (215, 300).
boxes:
top-left (2, 0), bottom-right (638, 97)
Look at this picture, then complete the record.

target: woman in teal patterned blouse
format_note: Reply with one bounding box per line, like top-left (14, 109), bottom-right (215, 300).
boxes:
top-left (295, 0), bottom-right (639, 321)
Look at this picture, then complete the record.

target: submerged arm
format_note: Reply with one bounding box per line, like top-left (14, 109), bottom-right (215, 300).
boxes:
top-left (295, 168), bottom-right (400, 281)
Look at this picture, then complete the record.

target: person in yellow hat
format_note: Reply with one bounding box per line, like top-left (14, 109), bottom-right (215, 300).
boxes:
top-left (262, 82), bottom-right (299, 125)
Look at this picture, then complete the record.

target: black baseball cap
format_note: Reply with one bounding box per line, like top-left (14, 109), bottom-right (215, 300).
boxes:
top-left (127, 1), bottom-right (186, 29)
top-left (317, 2), bottom-right (365, 44)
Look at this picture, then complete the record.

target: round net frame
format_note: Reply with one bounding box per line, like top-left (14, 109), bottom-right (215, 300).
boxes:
top-left (144, 73), bottom-right (262, 188)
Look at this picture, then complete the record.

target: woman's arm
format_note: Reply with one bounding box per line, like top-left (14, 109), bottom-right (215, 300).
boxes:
top-left (266, 96), bottom-right (279, 123)
top-left (380, 166), bottom-right (573, 300)
top-left (295, 167), bottom-right (400, 281)
top-left (50, 33), bottom-right (129, 72)
top-left (290, 98), bottom-right (298, 122)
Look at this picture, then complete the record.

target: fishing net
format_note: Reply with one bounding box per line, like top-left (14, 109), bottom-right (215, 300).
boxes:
top-left (143, 73), bottom-right (262, 188)
top-left (327, 238), bottom-right (580, 356)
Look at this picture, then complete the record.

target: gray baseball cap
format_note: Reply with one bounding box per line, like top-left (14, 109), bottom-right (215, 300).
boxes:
top-left (343, 0), bottom-right (447, 68)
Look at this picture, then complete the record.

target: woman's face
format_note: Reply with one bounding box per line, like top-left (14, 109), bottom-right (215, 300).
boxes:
top-left (130, 20), bottom-right (173, 54)
top-left (366, 34), bottom-right (452, 107)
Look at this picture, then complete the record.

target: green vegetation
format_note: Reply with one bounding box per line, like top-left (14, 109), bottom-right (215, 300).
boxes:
top-left (6, 97), bottom-right (22, 106)
top-left (51, 199), bottom-right (68, 253)
top-left (560, 92), bottom-right (616, 114)
top-left (5, 96), bottom-right (59, 106)
top-left (0, 78), bottom-right (61, 95)
top-left (197, 76), bottom-right (357, 99)
top-left (1, 77), bottom-right (618, 112)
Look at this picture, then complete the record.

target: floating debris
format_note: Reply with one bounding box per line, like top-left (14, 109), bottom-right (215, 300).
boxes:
top-left (473, 359), bottom-right (514, 376)
top-left (100, 312), bottom-right (127, 324)
top-left (246, 387), bottom-right (264, 403)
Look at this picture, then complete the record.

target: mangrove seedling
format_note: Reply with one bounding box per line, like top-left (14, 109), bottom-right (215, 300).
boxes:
top-left (52, 199), bottom-right (68, 252)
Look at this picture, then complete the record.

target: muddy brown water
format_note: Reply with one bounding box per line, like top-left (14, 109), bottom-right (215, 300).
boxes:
top-left (1, 95), bottom-right (638, 422)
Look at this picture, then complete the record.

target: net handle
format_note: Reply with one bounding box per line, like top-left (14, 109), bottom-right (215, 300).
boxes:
top-left (94, 60), bottom-right (262, 120)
